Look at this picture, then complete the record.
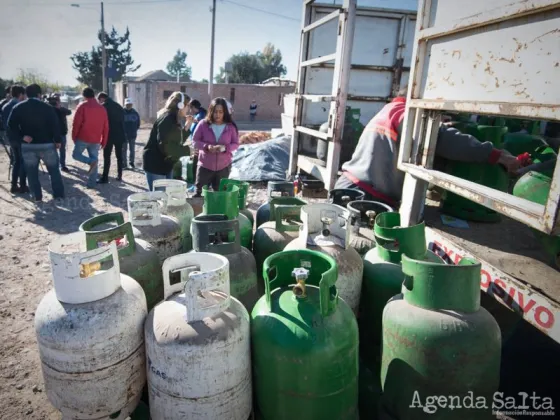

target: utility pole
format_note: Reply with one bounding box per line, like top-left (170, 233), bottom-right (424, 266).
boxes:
top-left (101, 1), bottom-right (108, 93)
top-left (208, 0), bottom-right (216, 98)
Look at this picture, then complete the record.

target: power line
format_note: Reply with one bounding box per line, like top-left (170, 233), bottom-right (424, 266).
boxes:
top-left (221, 0), bottom-right (300, 22)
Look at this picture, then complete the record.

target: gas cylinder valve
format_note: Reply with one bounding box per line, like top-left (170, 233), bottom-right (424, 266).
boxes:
top-left (292, 267), bottom-right (309, 297)
top-left (366, 210), bottom-right (377, 228)
top-left (321, 216), bottom-right (333, 237)
top-left (341, 195), bottom-right (351, 204)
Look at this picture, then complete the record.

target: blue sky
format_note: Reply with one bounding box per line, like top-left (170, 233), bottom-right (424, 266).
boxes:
top-left (0, 0), bottom-right (416, 86)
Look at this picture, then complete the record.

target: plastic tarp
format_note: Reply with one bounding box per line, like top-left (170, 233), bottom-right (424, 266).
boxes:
top-left (230, 135), bottom-right (291, 182)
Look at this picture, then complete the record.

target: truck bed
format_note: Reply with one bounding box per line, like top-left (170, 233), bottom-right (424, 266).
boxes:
top-left (423, 200), bottom-right (560, 342)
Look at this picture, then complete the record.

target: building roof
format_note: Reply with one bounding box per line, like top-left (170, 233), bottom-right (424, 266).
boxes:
top-left (126, 69), bottom-right (192, 82)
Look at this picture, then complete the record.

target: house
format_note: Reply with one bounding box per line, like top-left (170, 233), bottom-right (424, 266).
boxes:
top-left (261, 77), bottom-right (296, 87)
top-left (115, 70), bottom-right (295, 123)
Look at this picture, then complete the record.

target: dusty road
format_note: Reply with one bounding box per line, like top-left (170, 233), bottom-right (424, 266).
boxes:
top-left (0, 125), bottom-right (273, 419)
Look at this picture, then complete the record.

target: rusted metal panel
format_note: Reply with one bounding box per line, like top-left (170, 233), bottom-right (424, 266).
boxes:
top-left (418, 8), bottom-right (560, 111)
top-left (426, 228), bottom-right (560, 344)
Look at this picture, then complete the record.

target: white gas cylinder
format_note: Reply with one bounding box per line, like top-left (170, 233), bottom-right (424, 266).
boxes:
top-left (128, 190), bottom-right (182, 264)
top-left (34, 231), bottom-right (147, 420)
top-left (153, 179), bottom-right (195, 252)
top-left (284, 203), bottom-right (364, 315)
top-left (145, 253), bottom-right (252, 420)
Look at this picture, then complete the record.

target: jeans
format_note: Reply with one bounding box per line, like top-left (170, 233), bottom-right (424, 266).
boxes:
top-left (9, 141), bottom-right (27, 188)
top-left (250, 113), bottom-right (256, 122)
top-left (59, 135), bottom-right (67, 167)
top-left (122, 136), bottom-right (136, 166)
top-left (102, 141), bottom-right (124, 179)
top-left (22, 143), bottom-right (65, 201)
top-left (145, 171), bottom-right (172, 191)
top-left (73, 140), bottom-right (100, 187)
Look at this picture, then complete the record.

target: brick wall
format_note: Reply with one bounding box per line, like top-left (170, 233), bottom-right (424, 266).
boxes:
top-left (116, 81), bottom-right (294, 123)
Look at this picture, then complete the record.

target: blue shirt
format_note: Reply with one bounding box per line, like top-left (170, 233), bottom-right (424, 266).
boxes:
top-left (211, 123), bottom-right (226, 143)
top-left (190, 108), bottom-right (207, 136)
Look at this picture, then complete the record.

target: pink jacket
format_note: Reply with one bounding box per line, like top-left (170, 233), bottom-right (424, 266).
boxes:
top-left (193, 120), bottom-right (239, 171)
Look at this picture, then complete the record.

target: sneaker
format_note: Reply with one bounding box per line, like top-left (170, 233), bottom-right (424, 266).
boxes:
top-left (10, 185), bottom-right (20, 194)
top-left (97, 177), bottom-right (109, 184)
top-left (61, 166), bottom-right (70, 173)
top-left (19, 186), bottom-right (30, 194)
top-left (129, 162), bottom-right (135, 169)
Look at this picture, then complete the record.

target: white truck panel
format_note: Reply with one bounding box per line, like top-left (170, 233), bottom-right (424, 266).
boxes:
top-left (419, 8), bottom-right (560, 106)
top-left (292, 4), bottom-right (417, 127)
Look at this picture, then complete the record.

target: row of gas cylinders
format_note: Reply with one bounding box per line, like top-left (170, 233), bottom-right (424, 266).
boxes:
top-left (34, 180), bottom-right (503, 419)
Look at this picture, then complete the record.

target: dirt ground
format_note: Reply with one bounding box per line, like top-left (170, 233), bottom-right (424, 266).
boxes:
top-left (0, 125), bottom-right (272, 419)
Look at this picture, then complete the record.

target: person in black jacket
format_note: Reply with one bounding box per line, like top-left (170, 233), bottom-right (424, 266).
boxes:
top-left (97, 92), bottom-right (125, 183)
top-left (143, 91), bottom-right (190, 191)
top-left (7, 84), bottom-right (64, 202)
top-left (48, 94), bottom-right (72, 172)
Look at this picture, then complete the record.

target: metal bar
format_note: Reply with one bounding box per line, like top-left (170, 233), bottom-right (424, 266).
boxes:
top-left (426, 228), bottom-right (560, 344)
top-left (408, 100), bottom-right (560, 122)
top-left (421, 112), bottom-right (441, 168)
top-left (314, 4), bottom-right (417, 19)
top-left (417, 0), bottom-right (559, 41)
top-left (295, 125), bottom-right (330, 140)
top-left (303, 9), bottom-right (340, 33)
top-left (399, 163), bottom-right (550, 232)
top-left (294, 94), bottom-right (336, 102)
top-left (300, 53), bottom-right (337, 68)
top-left (298, 155), bottom-right (328, 182)
top-left (347, 95), bottom-right (390, 102)
top-left (289, 2), bottom-right (313, 178)
top-left (311, 63), bottom-right (408, 72)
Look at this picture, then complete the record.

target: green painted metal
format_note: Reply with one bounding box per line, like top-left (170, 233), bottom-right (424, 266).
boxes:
top-left (253, 197), bottom-right (307, 292)
top-left (531, 146), bottom-right (558, 177)
top-left (252, 249), bottom-right (359, 420)
top-left (79, 212), bottom-right (164, 311)
top-left (179, 156), bottom-right (195, 183)
top-left (379, 256), bottom-right (502, 419)
top-left (441, 125), bottom-right (509, 222)
top-left (219, 178), bottom-right (254, 228)
top-left (503, 133), bottom-right (546, 156)
top-left (255, 181), bottom-right (295, 228)
top-left (513, 172), bottom-right (560, 268)
top-left (361, 212), bottom-right (443, 387)
top-left (202, 185), bottom-right (252, 249)
top-left (190, 214), bottom-right (259, 311)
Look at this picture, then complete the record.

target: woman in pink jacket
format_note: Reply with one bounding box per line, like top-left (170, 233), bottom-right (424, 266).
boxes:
top-left (192, 97), bottom-right (239, 196)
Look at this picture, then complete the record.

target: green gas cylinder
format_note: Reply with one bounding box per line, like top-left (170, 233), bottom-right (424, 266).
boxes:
top-left (253, 197), bottom-right (306, 290)
top-left (513, 171), bottom-right (560, 269)
top-left (379, 256), bottom-right (502, 420)
top-left (503, 133), bottom-right (546, 156)
top-left (219, 178), bottom-right (254, 228)
top-left (441, 125), bottom-right (509, 222)
top-left (180, 156), bottom-right (195, 184)
top-left (531, 146), bottom-right (558, 177)
top-left (252, 249), bottom-right (359, 420)
top-left (256, 181), bottom-right (295, 228)
top-left (360, 212), bottom-right (442, 415)
top-left (79, 212), bottom-right (164, 311)
top-left (202, 184), bottom-right (252, 249)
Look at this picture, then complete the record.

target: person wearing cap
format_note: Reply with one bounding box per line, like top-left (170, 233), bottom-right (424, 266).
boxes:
top-left (192, 97), bottom-right (239, 196)
top-left (123, 98), bottom-right (140, 169)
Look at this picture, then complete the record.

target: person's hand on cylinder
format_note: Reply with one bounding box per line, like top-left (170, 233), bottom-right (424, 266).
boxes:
top-left (497, 149), bottom-right (522, 174)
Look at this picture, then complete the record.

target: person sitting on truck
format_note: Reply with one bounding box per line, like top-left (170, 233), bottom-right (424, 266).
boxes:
top-left (334, 86), bottom-right (522, 207)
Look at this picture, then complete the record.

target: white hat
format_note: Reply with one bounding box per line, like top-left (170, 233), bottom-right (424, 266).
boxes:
top-left (124, 98), bottom-right (133, 105)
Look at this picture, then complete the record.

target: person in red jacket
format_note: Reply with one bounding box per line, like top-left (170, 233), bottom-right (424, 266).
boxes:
top-left (71, 87), bottom-right (109, 188)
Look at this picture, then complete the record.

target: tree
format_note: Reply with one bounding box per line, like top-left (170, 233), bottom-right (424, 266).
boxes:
top-left (258, 43), bottom-right (287, 80)
top-left (215, 43), bottom-right (287, 84)
top-left (14, 69), bottom-right (62, 93)
top-left (71, 26), bottom-right (141, 91)
top-left (0, 77), bottom-right (14, 95)
top-left (166, 49), bottom-right (192, 82)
